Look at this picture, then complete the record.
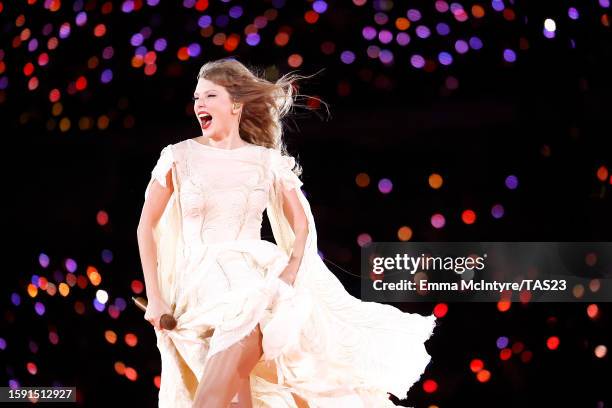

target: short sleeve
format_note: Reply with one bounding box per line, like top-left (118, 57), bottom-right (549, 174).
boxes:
top-left (151, 144), bottom-right (174, 188)
top-left (271, 150), bottom-right (303, 193)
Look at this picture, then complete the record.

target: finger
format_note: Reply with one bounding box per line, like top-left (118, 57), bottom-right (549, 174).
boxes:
top-left (146, 317), bottom-right (159, 330)
top-left (151, 320), bottom-right (160, 331)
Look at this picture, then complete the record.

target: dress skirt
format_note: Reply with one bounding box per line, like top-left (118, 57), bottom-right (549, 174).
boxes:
top-left (155, 239), bottom-right (437, 408)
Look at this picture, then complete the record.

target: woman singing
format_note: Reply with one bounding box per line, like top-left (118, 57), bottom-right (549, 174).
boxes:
top-left (137, 58), bottom-right (437, 408)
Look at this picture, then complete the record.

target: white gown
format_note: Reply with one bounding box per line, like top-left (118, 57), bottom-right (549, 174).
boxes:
top-left (143, 139), bottom-right (438, 407)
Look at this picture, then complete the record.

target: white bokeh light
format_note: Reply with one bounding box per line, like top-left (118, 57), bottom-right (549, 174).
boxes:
top-left (96, 289), bottom-right (109, 304)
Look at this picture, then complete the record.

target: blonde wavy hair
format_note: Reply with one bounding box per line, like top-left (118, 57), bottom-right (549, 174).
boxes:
top-left (196, 58), bottom-right (325, 174)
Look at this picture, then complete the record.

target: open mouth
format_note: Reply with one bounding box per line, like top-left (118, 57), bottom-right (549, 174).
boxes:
top-left (198, 112), bottom-right (213, 130)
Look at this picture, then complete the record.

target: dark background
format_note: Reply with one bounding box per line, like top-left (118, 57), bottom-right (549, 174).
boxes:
top-left (1, 0), bottom-right (611, 406)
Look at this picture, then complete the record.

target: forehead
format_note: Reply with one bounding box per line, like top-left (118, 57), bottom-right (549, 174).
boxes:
top-left (194, 78), bottom-right (226, 94)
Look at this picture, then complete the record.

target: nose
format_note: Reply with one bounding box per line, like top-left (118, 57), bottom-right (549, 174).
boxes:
top-left (194, 98), bottom-right (206, 108)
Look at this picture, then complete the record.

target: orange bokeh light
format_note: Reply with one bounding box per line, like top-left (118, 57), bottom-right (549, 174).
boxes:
top-left (398, 226), bottom-right (413, 241)
top-left (476, 369), bottom-right (491, 382)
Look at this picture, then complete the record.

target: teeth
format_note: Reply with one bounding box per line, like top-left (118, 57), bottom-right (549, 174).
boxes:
top-left (198, 113), bottom-right (212, 120)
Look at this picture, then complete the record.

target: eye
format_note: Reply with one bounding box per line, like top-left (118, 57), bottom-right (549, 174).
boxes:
top-left (207, 94), bottom-right (216, 98)
top-left (191, 96), bottom-right (198, 101)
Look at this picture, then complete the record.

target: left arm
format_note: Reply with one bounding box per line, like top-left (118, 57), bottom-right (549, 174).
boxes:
top-left (278, 187), bottom-right (309, 286)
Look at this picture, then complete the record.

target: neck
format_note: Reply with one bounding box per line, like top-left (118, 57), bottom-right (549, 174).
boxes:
top-left (200, 128), bottom-right (246, 150)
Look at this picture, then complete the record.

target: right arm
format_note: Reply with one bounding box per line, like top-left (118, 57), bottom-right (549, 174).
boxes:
top-left (136, 168), bottom-right (174, 330)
